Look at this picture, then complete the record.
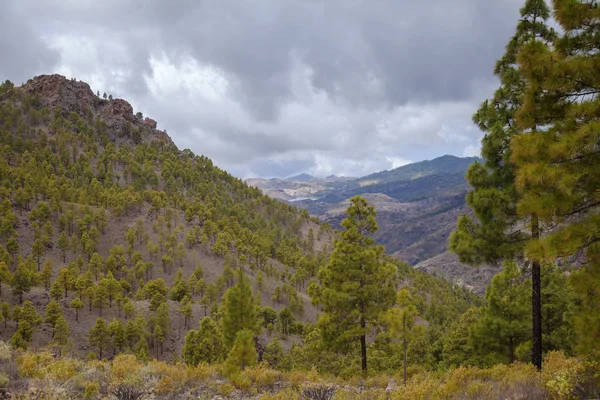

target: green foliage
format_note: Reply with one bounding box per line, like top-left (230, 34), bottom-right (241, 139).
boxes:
top-left (225, 329), bottom-right (257, 375)
top-left (222, 269), bottom-right (260, 348)
top-left (309, 196), bottom-right (396, 371)
top-left (509, 0), bottom-right (600, 363)
top-left (12, 261), bottom-right (33, 303)
top-left (471, 261), bottom-right (530, 365)
top-left (385, 288), bottom-right (420, 384)
top-left (69, 297), bottom-right (84, 322)
top-left (44, 300), bottom-right (63, 334)
top-left (264, 337), bottom-right (284, 369)
top-left (89, 318), bottom-right (110, 359)
top-left (182, 316), bottom-right (226, 366)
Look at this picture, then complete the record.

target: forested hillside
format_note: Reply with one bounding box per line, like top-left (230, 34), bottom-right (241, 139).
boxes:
top-left (0, 74), bottom-right (497, 396)
top-left (1, 0), bottom-right (600, 393)
top-left (0, 74), bottom-right (334, 359)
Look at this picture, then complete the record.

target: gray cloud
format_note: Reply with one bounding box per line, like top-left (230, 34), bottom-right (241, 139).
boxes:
top-left (2, 0), bottom-right (525, 178)
top-left (0, 2), bottom-right (60, 83)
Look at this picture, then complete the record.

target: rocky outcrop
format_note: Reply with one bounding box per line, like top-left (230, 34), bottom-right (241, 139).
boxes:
top-left (20, 74), bottom-right (174, 147)
top-left (22, 74), bottom-right (96, 117)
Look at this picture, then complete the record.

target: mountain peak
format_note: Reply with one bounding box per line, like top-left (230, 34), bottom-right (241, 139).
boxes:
top-left (21, 74), bottom-right (173, 146)
top-left (287, 173), bottom-right (314, 181)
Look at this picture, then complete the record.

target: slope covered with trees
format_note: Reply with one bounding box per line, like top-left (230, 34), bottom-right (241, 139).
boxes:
top-left (0, 74), bottom-right (333, 359)
top-left (1, 0), bottom-right (600, 391)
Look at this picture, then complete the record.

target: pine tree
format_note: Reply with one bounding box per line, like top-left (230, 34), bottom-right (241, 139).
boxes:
top-left (385, 288), bottom-right (419, 385)
top-left (155, 302), bottom-right (170, 354)
top-left (52, 315), bottom-right (70, 348)
top-left (309, 196), bottom-right (396, 372)
top-left (510, 0), bottom-right (600, 362)
top-left (57, 232), bottom-right (69, 262)
top-left (50, 280), bottom-right (63, 301)
top-left (70, 297), bottom-right (84, 322)
top-left (109, 318), bottom-right (126, 354)
top-left (264, 337), bottom-right (284, 369)
top-left (450, 0), bottom-right (555, 370)
top-left (225, 329), bottom-right (257, 375)
top-left (39, 259), bottom-right (53, 290)
top-left (170, 268), bottom-right (190, 301)
top-left (442, 307), bottom-right (483, 368)
top-left (471, 261), bottom-right (530, 365)
top-left (11, 322), bottom-right (31, 350)
top-left (222, 269), bottom-right (260, 348)
top-left (89, 317), bottom-right (110, 359)
top-left (177, 296), bottom-right (193, 329)
top-left (12, 260), bottom-right (32, 303)
top-left (93, 284), bottom-right (109, 316)
top-left (44, 300), bottom-right (63, 337)
top-left (182, 317), bottom-right (226, 366)
top-left (135, 336), bottom-right (149, 362)
top-left (6, 238), bottom-right (18, 267)
top-left (0, 261), bottom-right (11, 296)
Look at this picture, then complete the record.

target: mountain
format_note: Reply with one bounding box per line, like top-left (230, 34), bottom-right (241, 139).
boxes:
top-left (357, 155), bottom-right (480, 186)
top-left (0, 75), bottom-right (333, 359)
top-left (247, 154), bottom-right (496, 291)
top-left (286, 173), bottom-right (314, 181)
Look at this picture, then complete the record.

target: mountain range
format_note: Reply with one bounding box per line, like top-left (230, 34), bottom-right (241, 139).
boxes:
top-left (247, 154), bottom-right (501, 294)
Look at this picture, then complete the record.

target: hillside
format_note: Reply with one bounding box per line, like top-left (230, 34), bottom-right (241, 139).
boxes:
top-left (0, 75), bottom-right (486, 366)
top-left (0, 75), bottom-right (334, 360)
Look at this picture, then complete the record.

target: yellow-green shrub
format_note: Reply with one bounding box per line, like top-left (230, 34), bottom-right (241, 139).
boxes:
top-left (17, 351), bottom-right (53, 378)
top-left (155, 376), bottom-right (176, 394)
top-left (44, 358), bottom-right (81, 381)
top-left (83, 380), bottom-right (100, 400)
top-left (217, 382), bottom-right (235, 396)
top-left (110, 354), bottom-right (143, 383)
top-left (243, 364), bottom-right (282, 390)
top-left (391, 372), bottom-right (441, 400)
top-left (542, 351), bottom-right (582, 400)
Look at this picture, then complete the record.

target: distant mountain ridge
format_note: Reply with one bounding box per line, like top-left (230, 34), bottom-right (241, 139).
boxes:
top-left (287, 173), bottom-right (314, 181)
top-left (247, 154), bottom-right (496, 293)
top-left (357, 155), bottom-right (480, 186)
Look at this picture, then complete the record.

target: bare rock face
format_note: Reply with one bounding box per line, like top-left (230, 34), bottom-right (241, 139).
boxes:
top-left (20, 74), bottom-right (175, 147)
top-left (22, 74), bottom-right (96, 117)
top-left (143, 117), bottom-right (157, 129)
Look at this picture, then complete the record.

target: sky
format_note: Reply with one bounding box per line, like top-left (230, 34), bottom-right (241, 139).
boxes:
top-left (0, 0), bottom-right (524, 179)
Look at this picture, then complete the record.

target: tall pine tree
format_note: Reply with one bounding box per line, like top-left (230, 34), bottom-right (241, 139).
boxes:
top-left (450, 0), bottom-right (555, 370)
top-left (511, 0), bottom-right (600, 360)
top-left (221, 268), bottom-right (259, 349)
top-left (309, 196), bottom-right (396, 372)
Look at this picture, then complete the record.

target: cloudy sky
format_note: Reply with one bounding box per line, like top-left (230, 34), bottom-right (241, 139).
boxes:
top-left (1, 0), bottom-right (523, 178)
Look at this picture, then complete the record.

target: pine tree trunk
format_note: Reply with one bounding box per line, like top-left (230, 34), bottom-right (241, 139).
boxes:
top-left (360, 316), bottom-right (367, 372)
top-left (403, 335), bottom-right (407, 386)
top-left (532, 214), bottom-right (542, 370)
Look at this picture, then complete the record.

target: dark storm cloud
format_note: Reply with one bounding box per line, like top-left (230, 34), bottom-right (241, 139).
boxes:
top-left (2, 0), bottom-right (525, 178)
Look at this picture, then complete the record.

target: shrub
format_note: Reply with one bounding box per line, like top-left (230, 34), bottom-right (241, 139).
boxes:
top-left (111, 383), bottom-right (147, 400)
top-left (83, 380), bottom-right (100, 400)
top-left (243, 363), bottom-right (281, 390)
top-left (230, 372), bottom-right (253, 393)
top-left (542, 351), bottom-right (583, 400)
top-left (0, 372), bottom-right (8, 388)
top-left (0, 341), bottom-right (11, 360)
top-left (217, 383), bottom-right (235, 396)
top-left (111, 354), bottom-right (143, 383)
top-left (301, 383), bottom-right (336, 400)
